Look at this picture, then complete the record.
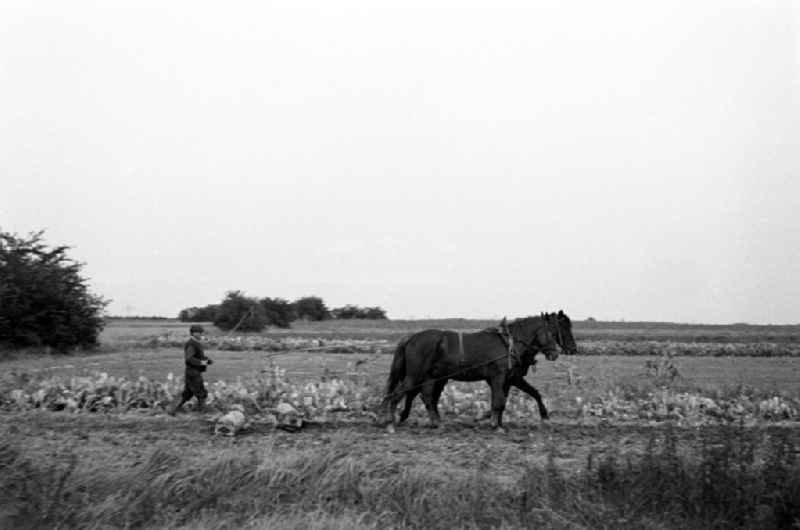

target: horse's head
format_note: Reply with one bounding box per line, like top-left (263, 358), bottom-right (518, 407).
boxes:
top-left (541, 310), bottom-right (579, 358)
top-left (509, 311), bottom-right (579, 361)
top-left (553, 309), bottom-right (578, 355)
top-left (508, 316), bottom-right (560, 361)
top-left (536, 315), bottom-right (561, 361)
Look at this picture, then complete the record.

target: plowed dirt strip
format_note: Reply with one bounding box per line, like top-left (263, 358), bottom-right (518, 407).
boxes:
top-left (3, 411), bottom-right (798, 484)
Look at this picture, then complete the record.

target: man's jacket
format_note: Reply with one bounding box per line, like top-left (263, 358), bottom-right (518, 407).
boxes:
top-left (184, 338), bottom-right (210, 373)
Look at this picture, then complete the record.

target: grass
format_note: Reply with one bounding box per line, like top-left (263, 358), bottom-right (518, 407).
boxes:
top-left (2, 421), bottom-right (798, 529)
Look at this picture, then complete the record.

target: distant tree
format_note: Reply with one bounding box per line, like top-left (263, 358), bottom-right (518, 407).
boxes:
top-left (362, 306), bottom-right (388, 320)
top-left (0, 230), bottom-right (109, 351)
top-left (293, 296), bottom-right (330, 321)
top-left (331, 304), bottom-right (388, 320)
top-left (213, 291), bottom-right (267, 332)
top-left (260, 297), bottom-right (295, 328)
top-left (178, 304), bottom-right (219, 322)
top-left (178, 307), bottom-right (198, 321)
top-left (331, 304), bottom-right (360, 320)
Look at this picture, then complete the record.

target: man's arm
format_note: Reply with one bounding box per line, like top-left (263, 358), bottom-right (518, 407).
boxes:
top-left (199, 346), bottom-right (213, 364)
top-left (184, 343), bottom-right (206, 367)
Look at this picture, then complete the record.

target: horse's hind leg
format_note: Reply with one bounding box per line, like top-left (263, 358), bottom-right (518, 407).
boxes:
top-left (419, 381), bottom-right (441, 428)
top-left (398, 389), bottom-right (419, 424)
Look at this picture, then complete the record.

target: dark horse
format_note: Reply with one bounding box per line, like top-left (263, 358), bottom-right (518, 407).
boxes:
top-left (380, 311), bottom-right (578, 431)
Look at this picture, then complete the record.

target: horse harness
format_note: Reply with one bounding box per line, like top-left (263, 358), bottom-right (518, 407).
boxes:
top-left (456, 328), bottom-right (522, 372)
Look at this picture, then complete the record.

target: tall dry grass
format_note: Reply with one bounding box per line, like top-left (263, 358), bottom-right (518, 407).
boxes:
top-left (2, 428), bottom-right (798, 529)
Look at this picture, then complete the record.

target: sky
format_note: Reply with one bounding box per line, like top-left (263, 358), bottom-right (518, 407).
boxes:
top-left (2, 1), bottom-right (799, 323)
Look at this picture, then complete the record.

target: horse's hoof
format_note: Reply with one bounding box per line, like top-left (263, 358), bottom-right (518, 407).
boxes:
top-left (386, 424), bottom-right (396, 434)
top-left (493, 426), bottom-right (507, 435)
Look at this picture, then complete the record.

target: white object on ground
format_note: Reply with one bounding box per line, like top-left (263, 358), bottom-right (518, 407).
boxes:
top-left (214, 404), bottom-right (248, 436)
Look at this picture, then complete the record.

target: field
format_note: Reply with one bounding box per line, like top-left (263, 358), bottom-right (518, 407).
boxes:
top-left (2, 318), bottom-right (800, 528)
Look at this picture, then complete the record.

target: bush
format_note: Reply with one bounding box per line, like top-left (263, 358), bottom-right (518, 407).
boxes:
top-left (182, 295), bottom-right (389, 325)
top-left (178, 304), bottom-right (219, 322)
top-left (331, 305), bottom-right (388, 320)
top-left (260, 297), bottom-right (295, 328)
top-left (0, 230), bottom-right (108, 351)
top-left (293, 296), bottom-right (330, 321)
top-left (213, 291), bottom-right (267, 332)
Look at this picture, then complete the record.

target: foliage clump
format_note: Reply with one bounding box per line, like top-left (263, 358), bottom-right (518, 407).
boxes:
top-left (259, 297), bottom-right (295, 328)
top-left (0, 230), bottom-right (108, 351)
top-left (177, 304), bottom-right (219, 322)
top-left (292, 295), bottom-right (331, 321)
top-left (213, 291), bottom-right (268, 332)
top-left (331, 305), bottom-right (387, 320)
top-left (180, 294), bottom-right (388, 328)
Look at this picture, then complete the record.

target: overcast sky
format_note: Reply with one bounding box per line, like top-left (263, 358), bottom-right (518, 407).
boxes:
top-left (2, 1), bottom-right (798, 323)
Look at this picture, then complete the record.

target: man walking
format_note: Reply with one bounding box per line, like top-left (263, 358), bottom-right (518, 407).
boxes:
top-left (168, 324), bottom-right (213, 414)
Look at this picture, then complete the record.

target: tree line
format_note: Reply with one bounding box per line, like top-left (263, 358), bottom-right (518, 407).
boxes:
top-left (0, 230), bottom-right (388, 350)
top-left (178, 291), bottom-right (387, 332)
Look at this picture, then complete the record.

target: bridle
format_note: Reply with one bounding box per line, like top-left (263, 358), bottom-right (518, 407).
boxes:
top-left (541, 312), bottom-right (565, 349)
top-left (506, 314), bottom-right (561, 363)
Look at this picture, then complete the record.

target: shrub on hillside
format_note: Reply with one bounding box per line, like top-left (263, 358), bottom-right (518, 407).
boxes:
top-left (293, 296), bottom-right (330, 321)
top-left (0, 230), bottom-right (108, 351)
top-left (213, 291), bottom-right (267, 332)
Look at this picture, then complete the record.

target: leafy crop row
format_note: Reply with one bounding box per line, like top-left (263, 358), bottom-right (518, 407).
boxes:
top-left (124, 333), bottom-right (800, 357)
top-left (579, 340), bottom-right (800, 357)
top-left (2, 366), bottom-right (798, 427)
top-left (148, 335), bottom-right (391, 353)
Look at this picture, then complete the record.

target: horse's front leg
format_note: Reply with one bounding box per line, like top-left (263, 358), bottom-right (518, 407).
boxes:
top-left (488, 376), bottom-right (508, 432)
top-left (511, 376), bottom-right (548, 420)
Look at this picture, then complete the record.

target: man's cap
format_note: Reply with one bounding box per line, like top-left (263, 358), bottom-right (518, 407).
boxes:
top-left (190, 325), bottom-right (205, 334)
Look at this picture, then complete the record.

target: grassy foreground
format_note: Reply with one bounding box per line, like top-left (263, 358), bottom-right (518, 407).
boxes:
top-left (2, 416), bottom-right (799, 529)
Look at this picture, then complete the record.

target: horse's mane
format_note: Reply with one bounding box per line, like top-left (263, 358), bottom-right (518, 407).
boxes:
top-left (507, 315), bottom-right (544, 329)
top-left (507, 311), bottom-right (571, 330)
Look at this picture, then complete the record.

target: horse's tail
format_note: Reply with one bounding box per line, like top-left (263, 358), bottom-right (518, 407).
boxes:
top-left (378, 335), bottom-right (410, 427)
top-left (385, 335), bottom-right (410, 396)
